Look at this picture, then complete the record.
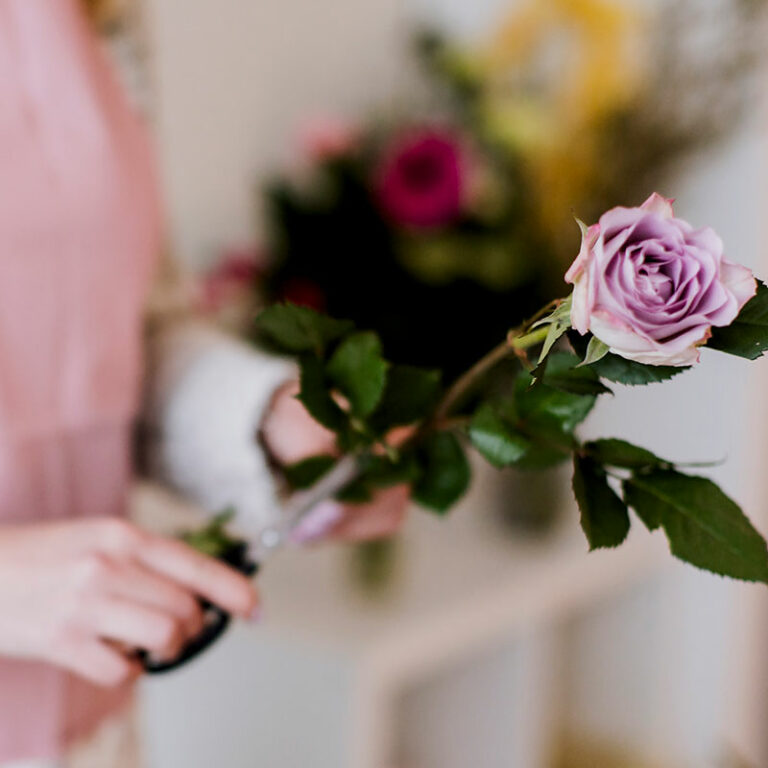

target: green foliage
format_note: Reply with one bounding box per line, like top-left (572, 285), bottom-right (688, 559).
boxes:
top-left (572, 455), bottom-right (631, 550)
top-left (581, 336), bottom-right (610, 366)
top-left (708, 280), bottom-right (768, 360)
top-left (568, 331), bottom-right (689, 385)
top-left (255, 303), bottom-right (353, 355)
top-left (181, 509), bottom-right (242, 559)
top-left (246, 300), bottom-right (768, 585)
top-left (412, 432), bottom-right (471, 513)
top-left (327, 332), bottom-right (389, 417)
top-left (515, 354), bottom-right (597, 435)
top-left (284, 455), bottom-right (337, 490)
top-left (297, 356), bottom-right (348, 432)
top-left (584, 439), bottom-right (664, 470)
top-left (369, 365), bottom-right (442, 433)
top-left (469, 403), bottom-right (531, 468)
top-left (624, 470), bottom-right (768, 583)
top-left (466, 354), bottom-right (593, 471)
top-left (533, 296), bottom-right (573, 364)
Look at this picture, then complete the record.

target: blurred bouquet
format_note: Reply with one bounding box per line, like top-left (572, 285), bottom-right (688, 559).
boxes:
top-left (199, 0), bottom-right (765, 383)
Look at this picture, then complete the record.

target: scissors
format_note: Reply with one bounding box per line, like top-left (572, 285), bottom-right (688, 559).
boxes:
top-left (140, 456), bottom-right (359, 674)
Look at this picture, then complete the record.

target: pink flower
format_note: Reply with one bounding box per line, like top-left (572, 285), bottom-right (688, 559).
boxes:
top-left (297, 116), bottom-right (359, 163)
top-left (566, 193), bottom-right (757, 367)
top-left (375, 129), bottom-right (465, 229)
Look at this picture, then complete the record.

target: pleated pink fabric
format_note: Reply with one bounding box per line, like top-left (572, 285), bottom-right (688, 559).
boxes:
top-left (0, 0), bottom-right (160, 760)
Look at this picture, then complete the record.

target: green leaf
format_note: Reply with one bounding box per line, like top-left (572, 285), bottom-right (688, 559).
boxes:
top-left (284, 455), bottom-right (336, 490)
top-left (534, 296), bottom-right (573, 363)
top-left (297, 356), bottom-right (347, 432)
top-left (580, 336), bottom-right (610, 366)
top-left (370, 365), bottom-right (442, 433)
top-left (357, 453), bottom-right (421, 488)
top-left (538, 321), bottom-right (569, 363)
top-left (326, 332), bottom-right (389, 418)
top-left (516, 360), bottom-right (597, 434)
top-left (336, 478), bottom-right (375, 504)
top-left (572, 454), bottom-right (631, 549)
top-left (255, 303), bottom-right (354, 355)
top-left (708, 280), bottom-right (768, 360)
top-left (469, 403), bottom-right (531, 468)
top-left (181, 508), bottom-right (242, 559)
top-left (624, 469), bottom-right (768, 583)
top-left (511, 442), bottom-right (570, 470)
top-left (584, 439), bottom-right (664, 470)
top-left (412, 432), bottom-right (471, 513)
top-left (567, 331), bottom-right (689, 385)
top-left (539, 352), bottom-right (612, 396)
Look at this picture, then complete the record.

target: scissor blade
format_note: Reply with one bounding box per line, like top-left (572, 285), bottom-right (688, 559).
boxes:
top-left (247, 454), bottom-right (361, 564)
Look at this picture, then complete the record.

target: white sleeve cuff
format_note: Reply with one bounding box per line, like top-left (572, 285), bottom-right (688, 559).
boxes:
top-left (142, 319), bottom-right (295, 538)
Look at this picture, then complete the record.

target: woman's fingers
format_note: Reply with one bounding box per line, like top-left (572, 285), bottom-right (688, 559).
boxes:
top-left (331, 486), bottom-right (410, 542)
top-left (261, 381), bottom-right (336, 465)
top-left (105, 562), bottom-right (204, 638)
top-left (55, 637), bottom-right (141, 688)
top-left (137, 536), bottom-right (258, 619)
top-left (82, 596), bottom-right (186, 658)
top-left (74, 517), bottom-right (257, 619)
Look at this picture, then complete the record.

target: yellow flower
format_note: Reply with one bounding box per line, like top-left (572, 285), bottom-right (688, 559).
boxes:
top-left (476, 0), bottom-right (646, 262)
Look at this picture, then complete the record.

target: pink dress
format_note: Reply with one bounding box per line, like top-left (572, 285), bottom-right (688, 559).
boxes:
top-left (0, 0), bottom-right (160, 760)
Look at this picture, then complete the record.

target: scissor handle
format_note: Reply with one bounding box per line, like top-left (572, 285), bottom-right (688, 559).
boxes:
top-left (141, 544), bottom-right (258, 675)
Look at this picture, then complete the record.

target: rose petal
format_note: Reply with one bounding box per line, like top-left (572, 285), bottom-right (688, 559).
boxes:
top-left (720, 260), bottom-right (757, 313)
top-left (640, 193), bottom-right (675, 219)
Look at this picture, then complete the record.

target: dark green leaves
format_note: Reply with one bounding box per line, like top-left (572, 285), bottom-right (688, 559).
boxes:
top-left (584, 439), bottom-right (664, 470)
top-left (297, 356), bottom-right (347, 431)
top-left (468, 353), bottom-right (595, 471)
top-left (536, 353), bottom-right (612, 396)
top-left (284, 455), bottom-right (336, 490)
top-left (469, 403), bottom-right (530, 468)
top-left (708, 280), bottom-right (768, 360)
top-left (327, 332), bottom-right (389, 417)
top-left (253, 301), bottom-right (768, 585)
top-left (516, 354), bottom-right (597, 435)
top-left (572, 455), bottom-right (630, 549)
top-left (567, 331), bottom-right (689, 385)
top-left (369, 365), bottom-right (442, 432)
top-left (624, 470), bottom-right (768, 583)
top-left (255, 303), bottom-right (353, 355)
top-left (412, 432), bottom-right (471, 513)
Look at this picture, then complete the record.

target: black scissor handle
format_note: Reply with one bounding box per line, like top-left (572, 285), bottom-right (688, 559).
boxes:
top-left (141, 544), bottom-right (258, 675)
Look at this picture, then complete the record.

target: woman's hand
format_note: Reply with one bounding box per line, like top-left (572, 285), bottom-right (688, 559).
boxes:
top-left (0, 518), bottom-right (258, 686)
top-left (262, 382), bottom-right (410, 542)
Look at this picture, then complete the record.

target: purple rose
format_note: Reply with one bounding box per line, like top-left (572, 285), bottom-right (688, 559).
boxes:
top-left (566, 194), bottom-right (757, 366)
top-left (375, 129), bottom-right (464, 229)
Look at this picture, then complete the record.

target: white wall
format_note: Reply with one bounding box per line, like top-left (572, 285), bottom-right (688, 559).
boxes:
top-left (143, 0), bottom-right (409, 268)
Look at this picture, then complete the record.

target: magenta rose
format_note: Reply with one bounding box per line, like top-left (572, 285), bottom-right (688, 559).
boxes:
top-left (375, 129), bottom-right (464, 229)
top-left (566, 193), bottom-right (757, 367)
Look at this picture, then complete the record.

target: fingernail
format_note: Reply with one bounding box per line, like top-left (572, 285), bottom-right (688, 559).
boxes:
top-left (290, 500), bottom-right (345, 544)
top-left (248, 605), bottom-right (263, 623)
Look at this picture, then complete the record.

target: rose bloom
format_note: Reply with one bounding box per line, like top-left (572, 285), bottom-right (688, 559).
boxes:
top-left (566, 193), bottom-right (757, 366)
top-left (375, 129), bottom-right (464, 229)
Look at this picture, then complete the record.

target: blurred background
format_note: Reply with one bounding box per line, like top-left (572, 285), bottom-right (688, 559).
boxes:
top-left (120, 0), bottom-right (768, 765)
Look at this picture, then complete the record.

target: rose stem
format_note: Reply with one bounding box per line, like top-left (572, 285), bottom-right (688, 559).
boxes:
top-left (433, 324), bottom-right (550, 421)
